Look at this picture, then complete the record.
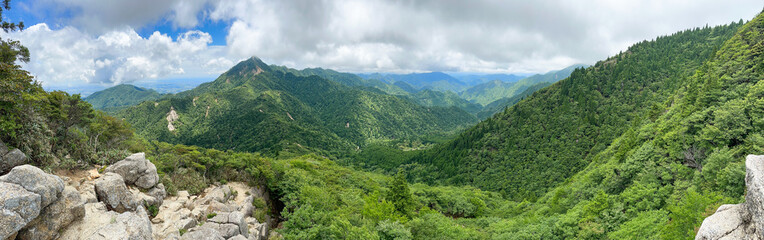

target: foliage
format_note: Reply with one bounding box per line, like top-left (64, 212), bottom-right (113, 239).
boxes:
top-left (118, 57), bottom-right (477, 157)
top-left (408, 21), bottom-right (744, 200)
top-left (84, 84), bottom-right (162, 112)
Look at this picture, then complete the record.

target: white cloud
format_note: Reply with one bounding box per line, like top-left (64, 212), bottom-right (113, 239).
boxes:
top-left (9, 0), bottom-right (764, 88)
top-left (3, 23), bottom-right (234, 87)
top-left (206, 0), bottom-right (761, 73)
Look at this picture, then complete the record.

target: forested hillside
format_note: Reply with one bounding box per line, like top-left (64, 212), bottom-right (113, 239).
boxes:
top-left (479, 12), bottom-right (764, 239)
top-left (476, 82), bottom-right (553, 119)
top-left (407, 20), bottom-right (745, 200)
top-left (359, 72), bottom-right (468, 92)
top-left (460, 64), bottom-right (582, 106)
top-left (118, 57), bottom-right (477, 156)
top-left (84, 84), bottom-right (162, 112)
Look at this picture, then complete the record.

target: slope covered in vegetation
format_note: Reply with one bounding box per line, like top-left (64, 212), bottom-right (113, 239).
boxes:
top-left (479, 12), bottom-right (764, 239)
top-left (408, 20), bottom-right (745, 200)
top-left (118, 57), bottom-right (478, 156)
top-left (84, 84), bottom-right (162, 112)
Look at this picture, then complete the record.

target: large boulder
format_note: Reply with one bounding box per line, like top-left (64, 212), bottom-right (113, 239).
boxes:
top-left (0, 165), bottom-right (64, 207)
top-left (94, 172), bottom-right (139, 213)
top-left (0, 148), bottom-right (27, 174)
top-left (151, 200), bottom-right (196, 239)
top-left (180, 226), bottom-right (224, 240)
top-left (132, 183), bottom-right (167, 208)
top-left (0, 182), bottom-right (41, 239)
top-left (207, 211), bottom-right (248, 238)
top-left (697, 155), bottom-right (764, 239)
top-left (745, 154), bottom-right (764, 233)
top-left (58, 202), bottom-right (153, 240)
top-left (695, 204), bottom-right (751, 240)
top-left (105, 152), bottom-right (159, 189)
top-left (17, 186), bottom-right (85, 240)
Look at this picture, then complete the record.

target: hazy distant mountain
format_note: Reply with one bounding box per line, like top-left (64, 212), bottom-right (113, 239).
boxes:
top-left (358, 72), bottom-right (468, 92)
top-left (452, 73), bottom-right (527, 85)
top-left (460, 64), bottom-right (586, 106)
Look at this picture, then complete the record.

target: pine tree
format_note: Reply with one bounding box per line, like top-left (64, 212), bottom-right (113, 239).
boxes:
top-left (387, 170), bottom-right (415, 217)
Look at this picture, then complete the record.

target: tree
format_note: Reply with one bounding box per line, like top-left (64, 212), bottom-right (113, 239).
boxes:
top-left (0, 0), bottom-right (28, 64)
top-left (387, 170), bottom-right (415, 217)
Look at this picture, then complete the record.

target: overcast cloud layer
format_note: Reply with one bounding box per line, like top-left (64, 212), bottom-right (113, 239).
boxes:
top-left (5, 0), bottom-right (762, 87)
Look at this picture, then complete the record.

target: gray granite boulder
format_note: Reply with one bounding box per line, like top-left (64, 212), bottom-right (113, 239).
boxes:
top-left (94, 172), bottom-right (139, 213)
top-left (0, 165), bottom-right (64, 207)
top-left (105, 152), bottom-right (159, 189)
top-left (58, 202), bottom-right (153, 240)
top-left (696, 155), bottom-right (764, 239)
top-left (0, 148), bottom-right (27, 174)
top-left (0, 182), bottom-right (41, 239)
top-left (181, 226), bottom-right (225, 240)
top-left (18, 186), bottom-right (85, 240)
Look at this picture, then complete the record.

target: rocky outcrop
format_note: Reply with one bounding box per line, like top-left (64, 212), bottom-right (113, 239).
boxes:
top-left (0, 141), bottom-right (27, 174)
top-left (58, 202), bottom-right (153, 240)
top-left (152, 182), bottom-right (272, 240)
top-left (697, 155), bottom-right (764, 239)
top-left (17, 187), bottom-right (85, 240)
top-left (0, 165), bottom-right (65, 207)
top-left (0, 163), bottom-right (84, 240)
top-left (105, 152), bottom-right (160, 189)
top-left (181, 226), bottom-right (225, 240)
top-left (0, 150), bottom-right (274, 240)
top-left (0, 182), bottom-right (41, 239)
top-left (94, 172), bottom-right (140, 213)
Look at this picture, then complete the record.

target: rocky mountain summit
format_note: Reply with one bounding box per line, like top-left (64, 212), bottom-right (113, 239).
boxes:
top-left (697, 155), bottom-right (764, 239)
top-left (0, 148), bottom-right (275, 240)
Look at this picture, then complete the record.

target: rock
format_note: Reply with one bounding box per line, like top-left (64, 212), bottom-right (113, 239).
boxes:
top-left (1, 149), bottom-right (27, 174)
top-left (78, 182), bottom-right (98, 204)
top-left (0, 182), bottom-right (41, 239)
top-left (94, 172), bottom-right (139, 213)
top-left (202, 222), bottom-right (240, 239)
top-left (696, 155), bottom-right (764, 239)
top-left (181, 226), bottom-right (224, 240)
top-left (0, 165), bottom-right (64, 207)
top-left (151, 199), bottom-right (195, 239)
top-left (230, 235), bottom-right (248, 240)
top-left (177, 191), bottom-right (190, 199)
top-left (105, 152), bottom-right (159, 189)
top-left (132, 183), bottom-right (167, 208)
top-left (17, 187), bottom-right (85, 240)
top-left (696, 204), bottom-right (751, 240)
top-left (58, 203), bottom-right (153, 240)
top-left (149, 183), bottom-right (167, 206)
top-left (0, 140), bottom-right (8, 156)
top-left (203, 211), bottom-right (248, 239)
top-left (745, 155), bottom-right (764, 233)
top-left (200, 185), bottom-right (232, 204)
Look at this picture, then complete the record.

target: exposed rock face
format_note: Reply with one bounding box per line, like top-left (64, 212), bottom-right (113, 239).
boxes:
top-left (0, 182), bottom-right (41, 239)
top-left (133, 183), bottom-right (167, 207)
top-left (167, 107), bottom-right (180, 131)
top-left (152, 182), bottom-right (272, 240)
top-left (697, 155), bottom-right (764, 239)
top-left (180, 226), bottom-right (225, 240)
top-left (105, 152), bottom-right (160, 189)
top-left (0, 164), bottom-right (65, 207)
top-left (58, 202), bottom-right (153, 240)
top-left (17, 186), bottom-right (85, 240)
top-left (0, 148), bottom-right (27, 174)
top-left (94, 172), bottom-right (139, 213)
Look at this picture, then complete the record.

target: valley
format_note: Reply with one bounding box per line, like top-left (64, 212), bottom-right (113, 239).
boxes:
top-left (1, 1), bottom-right (762, 240)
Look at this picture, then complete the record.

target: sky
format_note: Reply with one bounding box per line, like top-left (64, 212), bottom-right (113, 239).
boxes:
top-left (2, 0), bottom-right (762, 92)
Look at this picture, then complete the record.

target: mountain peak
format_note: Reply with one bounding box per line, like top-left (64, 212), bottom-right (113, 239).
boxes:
top-left (228, 56), bottom-right (272, 75)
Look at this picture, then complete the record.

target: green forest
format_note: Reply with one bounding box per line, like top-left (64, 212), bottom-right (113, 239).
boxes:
top-left (2, 2), bottom-right (764, 239)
